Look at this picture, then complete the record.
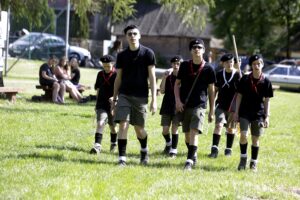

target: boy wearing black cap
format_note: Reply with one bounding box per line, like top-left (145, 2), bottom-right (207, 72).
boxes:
top-left (174, 39), bottom-right (216, 170)
top-left (159, 55), bottom-right (182, 157)
top-left (234, 54), bottom-right (273, 171)
top-left (112, 25), bottom-right (157, 166)
top-left (208, 53), bottom-right (241, 158)
top-left (90, 55), bottom-right (118, 154)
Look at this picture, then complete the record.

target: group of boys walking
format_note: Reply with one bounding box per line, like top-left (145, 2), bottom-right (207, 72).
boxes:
top-left (90, 24), bottom-right (273, 171)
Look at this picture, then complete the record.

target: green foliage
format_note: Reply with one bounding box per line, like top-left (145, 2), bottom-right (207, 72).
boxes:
top-left (0, 59), bottom-right (300, 199)
top-left (1, 0), bottom-right (55, 32)
top-left (210, 0), bottom-right (300, 58)
top-left (159, 0), bottom-right (215, 29)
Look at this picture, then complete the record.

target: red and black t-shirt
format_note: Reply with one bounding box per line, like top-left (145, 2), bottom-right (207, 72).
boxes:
top-left (160, 74), bottom-right (177, 115)
top-left (116, 45), bottom-right (156, 98)
top-left (177, 60), bottom-right (216, 109)
top-left (215, 70), bottom-right (241, 110)
top-left (94, 69), bottom-right (117, 110)
top-left (237, 73), bottom-right (273, 121)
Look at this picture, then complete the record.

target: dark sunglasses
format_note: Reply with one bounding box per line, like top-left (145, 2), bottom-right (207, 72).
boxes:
top-left (192, 45), bottom-right (204, 50)
top-left (127, 32), bottom-right (138, 36)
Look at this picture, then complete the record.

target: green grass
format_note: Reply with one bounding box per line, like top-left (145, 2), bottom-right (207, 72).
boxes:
top-left (0, 59), bottom-right (300, 199)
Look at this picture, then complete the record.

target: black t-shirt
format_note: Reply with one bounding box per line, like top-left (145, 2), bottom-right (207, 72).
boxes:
top-left (71, 68), bottom-right (80, 85)
top-left (177, 60), bottom-right (216, 108)
top-left (116, 45), bottom-right (156, 98)
top-left (237, 73), bottom-right (273, 121)
top-left (94, 70), bottom-right (117, 111)
top-left (215, 69), bottom-right (241, 110)
top-left (39, 63), bottom-right (54, 85)
top-left (160, 74), bottom-right (177, 115)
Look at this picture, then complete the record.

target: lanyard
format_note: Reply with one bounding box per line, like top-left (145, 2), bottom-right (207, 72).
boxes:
top-left (189, 60), bottom-right (205, 76)
top-left (222, 69), bottom-right (236, 88)
top-left (250, 72), bottom-right (264, 94)
top-left (102, 68), bottom-right (115, 86)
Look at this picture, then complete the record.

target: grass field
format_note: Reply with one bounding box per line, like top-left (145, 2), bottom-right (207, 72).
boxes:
top-left (0, 59), bottom-right (300, 199)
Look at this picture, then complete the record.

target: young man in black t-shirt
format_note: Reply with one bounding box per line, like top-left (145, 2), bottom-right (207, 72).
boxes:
top-left (234, 54), bottom-right (273, 171)
top-left (159, 55), bottom-right (182, 158)
top-left (208, 53), bottom-right (241, 158)
top-left (112, 25), bottom-right (157, 166)
top-left (174, 39), bottom-right (216, 170)
top-left (90, 55), bottom-right (118, 154)
top-left (39, 55), bottom-right (65, 104)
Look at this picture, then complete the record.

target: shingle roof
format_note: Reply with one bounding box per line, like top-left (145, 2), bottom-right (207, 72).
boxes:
top-left (112, 2), bottom-right (212, 38)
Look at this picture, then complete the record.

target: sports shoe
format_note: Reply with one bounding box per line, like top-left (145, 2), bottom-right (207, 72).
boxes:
top-left (169, 148), bottom-right (177, 158)
top-left (184, 160), bottom-right (193, 171)
top-left (140, 150), bottom-right (149, 165)
top-left (208, 146), bottom-right (219, 158)
top-left (224, 148), bottom-right (232, 156)
top-left (118, 160), bottom-right (126, 167)
top-left (238, 157), bottom-right (247, 170)
top-left (90, 143), bottom-right (101, 154)
top-left (110, 144), bottom-right (117, 152)
top-left (250, 161), bottom-right (257, 172)
top-left (163, 145), bottom-right (171, 154)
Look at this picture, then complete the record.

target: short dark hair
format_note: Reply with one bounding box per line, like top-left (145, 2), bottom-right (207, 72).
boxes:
top-left (123, 25), bottom-right (139, 34)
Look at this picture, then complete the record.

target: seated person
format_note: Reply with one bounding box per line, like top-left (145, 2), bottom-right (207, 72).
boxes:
top-left (39, 55), bottom-right (65, 104)
top-left (70, 57), bottom-right (90, 90)
top-left (54, 56), bottom-right (87, 103)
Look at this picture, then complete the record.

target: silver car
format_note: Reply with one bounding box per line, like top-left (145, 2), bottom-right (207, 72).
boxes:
top-left (9, 32), bottom-right (91, 63)
top-left (264, 64), bottom-right (300, 91)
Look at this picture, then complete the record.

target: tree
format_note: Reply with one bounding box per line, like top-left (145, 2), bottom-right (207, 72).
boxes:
top-left (1, 0), bottom-right (215, 38)
top-left (210, 0), bottom-right (300, 58)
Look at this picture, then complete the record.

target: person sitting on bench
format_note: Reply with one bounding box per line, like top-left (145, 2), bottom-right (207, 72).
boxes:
top-left (54, 56), bottom-right (88, 103)
top-left (39, 55), bottom-right (65, 104)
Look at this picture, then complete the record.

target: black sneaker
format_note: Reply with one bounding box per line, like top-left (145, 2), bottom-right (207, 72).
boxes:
top-left (163, 145), bottom-right (171, 154)
top-left (224, 148), bottom-right (232, 156)
top-left (184, 161), bottom-right (193, 171)
top-left (118, 160), bottom-right (126, 167)
top-left (238, 157), bottom-right (247, 170)
top-left (140, 150), bottom-right (149, 165)
top-left (78, 97), bottom-right (89, 104)
top-left (110, 144), bottom-right (117, 152)
top-left (169, 152), bottom-right (177, 158)
top-left (250, 161), bottom-right (257, 172)
top-left (90, 144), bottom-right (101, 154)
top-left (208, 146), bottom-right (219, 158)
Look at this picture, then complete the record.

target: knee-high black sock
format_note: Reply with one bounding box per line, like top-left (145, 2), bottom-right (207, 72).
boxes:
top-left (251, 145), bottom-right (259, 160)
top-left (187, 145), bottom-right (198, 160)
top-left (226, 133), bottom-right (235, 149)
top-left (163, 133), bottom-right (171, 144)
top-left (212, 134), bottom-right (221, 146)
top-left (138, 136), bottom-right (148, 149)
top-left (185, 142), bottom-right (189, 149)
top-left (240, 143), bottom-right (248, 155)
top-left (110, 133), bottom-right (117, 144)
top-left (118, 139), bottom-right (127, 157)
top-left (171, 134), bottom-right (179, 149)
top-left (95, 133), bottom-right (102, 144)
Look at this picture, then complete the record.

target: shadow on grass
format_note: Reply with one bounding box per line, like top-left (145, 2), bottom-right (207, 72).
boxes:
top-left (35, 144), bottom-right (88, 153)
top-left (0, 106), bottom-right (54, 113)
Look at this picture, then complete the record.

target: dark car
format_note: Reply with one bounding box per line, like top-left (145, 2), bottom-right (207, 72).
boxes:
top-left (9, 32), bottom-right (91, 62)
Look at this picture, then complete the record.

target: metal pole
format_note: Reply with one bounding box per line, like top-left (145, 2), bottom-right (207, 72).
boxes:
top-left (4, 5), bottom-right (10, 77)
top-left (65, 0), bottom-right (70, 59)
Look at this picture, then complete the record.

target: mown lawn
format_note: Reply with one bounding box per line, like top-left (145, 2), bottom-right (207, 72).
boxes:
top-left (0, 59), bottom-right (299, 199)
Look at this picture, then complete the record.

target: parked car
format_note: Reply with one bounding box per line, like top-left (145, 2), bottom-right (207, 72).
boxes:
top-left (279, 59), bottom-right (300, 66)
top-left (9, 32), bottom-right (91, 64)
top-left (263, 64), bottom-right (300, 91)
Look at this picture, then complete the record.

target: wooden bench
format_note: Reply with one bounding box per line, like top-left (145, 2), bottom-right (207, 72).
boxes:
top-left (36, 85), bottom-right (86, 101)
top-left (0, 87), bottom-right (23, 103)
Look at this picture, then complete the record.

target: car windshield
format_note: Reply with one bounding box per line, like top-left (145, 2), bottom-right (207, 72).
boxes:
top-left (18, 34), bottom-right (42, 43)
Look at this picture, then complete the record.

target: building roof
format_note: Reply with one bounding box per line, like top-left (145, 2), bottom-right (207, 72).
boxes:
top-left (112, 2), bottom-right (212, 38)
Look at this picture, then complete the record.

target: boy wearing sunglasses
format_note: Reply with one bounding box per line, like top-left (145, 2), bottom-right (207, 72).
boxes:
top-left (174, 39), bottom-right (216, 170)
